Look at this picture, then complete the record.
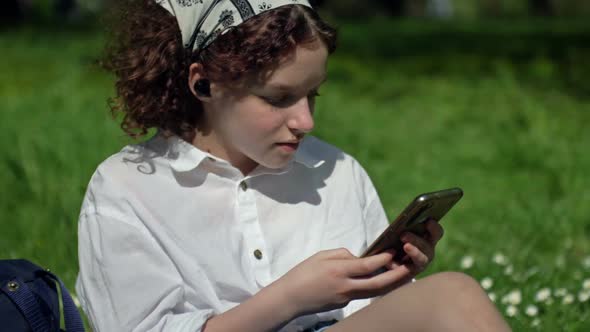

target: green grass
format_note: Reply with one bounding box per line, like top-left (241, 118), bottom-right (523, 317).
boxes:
top-left (1, 19), bottom-right (590, 330)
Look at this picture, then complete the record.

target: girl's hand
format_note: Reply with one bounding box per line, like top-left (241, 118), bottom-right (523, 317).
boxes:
top-left (399, 219), bottom-right (444, 276)
top-left (274, 248), bottom-right (411, 317)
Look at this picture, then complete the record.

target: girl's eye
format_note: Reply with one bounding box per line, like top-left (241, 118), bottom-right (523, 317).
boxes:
top-left (261, 95), bottom-right (294, 107)
top-left (260, 90), bottom-right (321, 107)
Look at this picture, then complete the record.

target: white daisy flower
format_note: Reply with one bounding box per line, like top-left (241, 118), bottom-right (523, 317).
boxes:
top-left (493, 252), bottom-right (507, 265)
top-left (505, 305), bottom-right (518, 317)
top-left (460, 255), bottom-right (474, 269)
top-left (583, 279), bottom-right (590, 290)
top-left (562, 294), bottom-right (574, 305)
top-left (535, 288), bottom-right (551, 303)
top-left (578, 291), bottom-right (590, 303)
top-left (481, 277), bottom-right (493, 290)
top-left (525, 305), bottom-right (538, 317)
top-left (554, 288), bottom-right (567, 297)
top-left (488, 292), bottom-right (497, 302)
top-left (502, 290), bottom-right (522, 305)
top-left (531, 318), bottom-right (541, 327)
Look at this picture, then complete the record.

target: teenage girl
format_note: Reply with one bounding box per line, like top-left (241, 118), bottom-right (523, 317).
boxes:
top-left (76, 1), bottom-right (511, 331)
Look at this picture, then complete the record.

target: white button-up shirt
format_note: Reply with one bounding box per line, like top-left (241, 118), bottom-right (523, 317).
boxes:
top-left (76, 134), bottom-right (388, 332)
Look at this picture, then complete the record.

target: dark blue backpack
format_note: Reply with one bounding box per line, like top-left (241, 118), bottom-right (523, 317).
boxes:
top-left (0, 259), bottom-right (85, 332)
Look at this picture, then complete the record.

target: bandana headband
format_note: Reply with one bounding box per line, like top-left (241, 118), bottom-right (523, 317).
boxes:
top-left (157, 0), bottom-right (313, 52)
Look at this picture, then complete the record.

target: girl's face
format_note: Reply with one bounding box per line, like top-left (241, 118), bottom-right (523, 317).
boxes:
top-left (194, 41), bottom-right (329, 175)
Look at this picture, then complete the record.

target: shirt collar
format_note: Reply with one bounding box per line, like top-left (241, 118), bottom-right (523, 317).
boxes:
top-left (166, 134), bottom-right (325, 173)
top-left (166, 135), bottom-right (214, 172)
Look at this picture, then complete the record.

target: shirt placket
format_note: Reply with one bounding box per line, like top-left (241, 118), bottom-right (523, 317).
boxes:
top-left (236, 178), bottom-right (272, 287)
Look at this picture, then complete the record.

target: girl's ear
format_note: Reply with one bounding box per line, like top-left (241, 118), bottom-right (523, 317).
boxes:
top-left (188, 63), bottom-right (212, 101)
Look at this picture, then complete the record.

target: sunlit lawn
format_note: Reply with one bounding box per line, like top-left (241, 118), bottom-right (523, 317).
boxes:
top-left (1, 19), bottom-right (589, 330)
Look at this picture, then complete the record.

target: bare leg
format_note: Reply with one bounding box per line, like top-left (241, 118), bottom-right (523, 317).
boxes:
top-left (327, 272), bottom-right (511, 332)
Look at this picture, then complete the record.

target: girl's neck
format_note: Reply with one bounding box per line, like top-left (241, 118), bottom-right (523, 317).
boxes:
top-left (191, 129), bottom-right (258, 176)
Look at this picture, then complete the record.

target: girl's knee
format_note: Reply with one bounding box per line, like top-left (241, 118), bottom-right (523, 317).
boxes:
top-left (431, 271), bottom-right (480, 287)
top-left (422, 271), bottom-right (487, 299)
top-left (421, 272), bottom-right (510, 330)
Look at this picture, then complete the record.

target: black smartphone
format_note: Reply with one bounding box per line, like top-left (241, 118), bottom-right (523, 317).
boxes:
top-left (360, 188), bottom-right (463, 261)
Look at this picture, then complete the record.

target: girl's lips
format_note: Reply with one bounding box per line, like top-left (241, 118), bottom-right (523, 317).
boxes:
top-left (276, 142), bottom-right (300, 152)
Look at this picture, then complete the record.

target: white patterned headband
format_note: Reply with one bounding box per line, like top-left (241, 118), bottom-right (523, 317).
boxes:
top-left (157, 0), bottom-right (313, 52)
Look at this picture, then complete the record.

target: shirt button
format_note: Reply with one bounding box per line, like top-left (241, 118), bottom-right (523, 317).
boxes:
top-left (253, 249), bottom-right (263, 260)
top-left (240, 181), bottom-right (248, 191)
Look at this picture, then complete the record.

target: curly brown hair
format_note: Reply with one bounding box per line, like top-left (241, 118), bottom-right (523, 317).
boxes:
top-left (101, 0), bottom-right (337, 141)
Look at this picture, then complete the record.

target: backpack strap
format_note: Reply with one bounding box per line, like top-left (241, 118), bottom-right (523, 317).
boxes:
top-left (2, 277), bottom-right (52, 332)
top-left (41, 271), bottom-right (85, 332)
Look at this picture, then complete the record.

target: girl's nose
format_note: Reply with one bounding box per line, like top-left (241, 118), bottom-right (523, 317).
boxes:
top-left (287, 97), bottom-right (315, 134)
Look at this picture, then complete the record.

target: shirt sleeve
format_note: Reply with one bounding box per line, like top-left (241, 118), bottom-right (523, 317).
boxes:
top-left (76, 170), bottom-right (214, 332)
top-left (77, 212), bottom-right (215, 332)
top-left (341, 158), bottom-right (389, 318)
top-left (351, 158), bottom-right (389, 250)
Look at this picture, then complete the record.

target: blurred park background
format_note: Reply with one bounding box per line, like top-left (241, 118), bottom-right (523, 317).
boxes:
top-left (1, 0), bottom-right (590, 330)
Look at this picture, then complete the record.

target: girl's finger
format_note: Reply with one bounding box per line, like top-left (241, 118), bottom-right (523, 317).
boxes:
top-left (425, 219), bottom-right (444, 244)
top-left (385, 259), bottom-right (400, 270)
top-left (403, 242), bottom-right (429, 271)
top-left (349, 263), bottom-right (413, 293)
top-left (402, 232), bottom-right (434, 259)
top-left (346, 251), bottom-right (394, 277)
